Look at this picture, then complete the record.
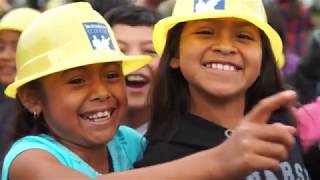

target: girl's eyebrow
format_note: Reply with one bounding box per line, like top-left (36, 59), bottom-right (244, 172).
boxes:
top-left (190, 19), bottom-right (256, 27)
top-left (118, 39), bottom-right (152, 46)
top-left (60, 62), bottom-right (122, 77)
top-left (234, 21), bottom-right (257, 28)
top-left (60, 66), bottom-right (86, 78)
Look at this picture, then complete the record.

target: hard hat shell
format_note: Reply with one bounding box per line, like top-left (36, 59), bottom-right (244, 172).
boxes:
top-left (5, 2), bottom-right (151, 98)
top-left (153, 0), bottom-right (285, 68)
top-left (0, 8), bottom-right (41, 32)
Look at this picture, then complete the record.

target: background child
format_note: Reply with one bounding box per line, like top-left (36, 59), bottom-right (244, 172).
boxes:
top-left (0, 8), bottom-right (40, 86)
top-left (136, 0), bottom-right (309, 179)
top-left (277, 0), bottom-right (315, 56)
top-left (105, 5), bottom-right (160, 134)
top-left (0, 7), bottom-right (40, 169)
top-left (89, 0), bottom-right (132, 16)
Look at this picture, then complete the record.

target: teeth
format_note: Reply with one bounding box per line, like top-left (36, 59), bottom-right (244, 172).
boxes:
top-left (204, 63), bottom-right (237, 72)
top-left (87, 110), bottom-right (111, 121)
top-left (127, 75), bottom-right (146, 82)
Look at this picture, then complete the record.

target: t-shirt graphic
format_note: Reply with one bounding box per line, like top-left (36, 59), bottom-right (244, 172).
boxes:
top-left (194, 0), bottom-right (225, 13)
top-left (83, 22), bottom-right (115, 50)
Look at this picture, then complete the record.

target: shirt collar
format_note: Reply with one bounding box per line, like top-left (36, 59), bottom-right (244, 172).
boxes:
top-left (170, 113), bottom-right (229, 149)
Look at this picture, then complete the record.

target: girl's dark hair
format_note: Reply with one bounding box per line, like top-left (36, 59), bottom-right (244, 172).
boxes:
top-left (146, 22), bottom-right (294, 142)
top-left (90, 0), bottom-right (132, 16)
top-left (104, 5), bottom-right (161, 27)
top-left (8, 80), bottom-right (49, 143)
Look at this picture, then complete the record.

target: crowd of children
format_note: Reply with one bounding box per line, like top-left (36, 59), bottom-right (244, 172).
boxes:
top-left (0, 0), bottom-right (319, 179)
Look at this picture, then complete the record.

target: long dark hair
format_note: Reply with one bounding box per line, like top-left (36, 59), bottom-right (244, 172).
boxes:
top-left (8, 80), bottom-right (49, 143)
top-left (146, 22), bottom-right (294, 142)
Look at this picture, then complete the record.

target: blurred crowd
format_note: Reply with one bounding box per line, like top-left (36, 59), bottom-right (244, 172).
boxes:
top-left (1, 0), bottom-right (320, 179)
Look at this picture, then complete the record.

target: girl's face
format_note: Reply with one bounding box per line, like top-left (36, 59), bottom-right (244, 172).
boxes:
top-left (0, 30), bottom-right (19, 85)
top-left (113, 24), bottom-right (160, 110)
top-left (170, 18), bottom-right (262, 101)
top-left (38, 63), bottom-right (127, 148)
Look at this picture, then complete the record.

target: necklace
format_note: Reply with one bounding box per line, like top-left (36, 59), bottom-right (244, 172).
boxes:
top-left (224, 129), bottom-right (232, 138)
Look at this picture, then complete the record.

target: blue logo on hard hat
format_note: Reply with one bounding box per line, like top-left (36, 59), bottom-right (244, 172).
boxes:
top-left (194, 0), bottom-right (225, 13)
top-left (83, 22), bottom-right (115, 50)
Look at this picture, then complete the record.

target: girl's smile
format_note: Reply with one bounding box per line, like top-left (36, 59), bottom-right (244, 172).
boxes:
top-left (80, 108), bottom-right (114, 127)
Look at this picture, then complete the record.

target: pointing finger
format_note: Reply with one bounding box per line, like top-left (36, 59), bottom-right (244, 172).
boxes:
top-left (244, 90), bottom-right (297, 124)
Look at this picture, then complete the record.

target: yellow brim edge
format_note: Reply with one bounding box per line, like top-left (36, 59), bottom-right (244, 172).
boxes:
top-left (5, 52), bottom-right (151, 98)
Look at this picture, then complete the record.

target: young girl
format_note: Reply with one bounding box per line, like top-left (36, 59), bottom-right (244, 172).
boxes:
top-left (0, 7), bottom-right (41, 169)
top-left (136, 0), bottom-right (310, 179)
top-left (105, 5), bottom-right (161, 134)
top-left (1, 2), bottom-right (301, 180)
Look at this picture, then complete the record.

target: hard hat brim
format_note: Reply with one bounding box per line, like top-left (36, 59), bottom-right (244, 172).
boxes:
top-left (0, 25), bottom-right (23, 32)
top-left (5, 51), bottom-right (151, 98)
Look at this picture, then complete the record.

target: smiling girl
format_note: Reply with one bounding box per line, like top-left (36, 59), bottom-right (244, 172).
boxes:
top-left (136, 0), bottom-right (310, 179)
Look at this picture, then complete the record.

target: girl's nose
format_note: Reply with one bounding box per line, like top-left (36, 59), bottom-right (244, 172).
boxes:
top-left (89, 80), bottom-right (111, 102)
top-left (210, 34), bottom-right (237, 55)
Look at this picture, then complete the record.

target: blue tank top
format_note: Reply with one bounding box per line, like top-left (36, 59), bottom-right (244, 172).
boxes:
top-left (2, 126), bottom-right (146, 179)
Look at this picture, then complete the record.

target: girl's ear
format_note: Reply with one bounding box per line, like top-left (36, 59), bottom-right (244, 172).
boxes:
top-left (17, 86), bottom-right (43, 114)
top-left (169, 57), bottom-right (180, 69)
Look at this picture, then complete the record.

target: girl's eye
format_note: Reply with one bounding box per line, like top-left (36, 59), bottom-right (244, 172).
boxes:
top-left (68, 78), bottom-right (85, 84)
top-left (105, 72), bottom-right (120, 80)
top-left (195, 30), bottom-right (214, 35)
top-left (237, 33), bottom-right (254, 41)
top-left (143, 49), bottom-right (157, 56)
top-left (120, 47), bottom-right (127, 54)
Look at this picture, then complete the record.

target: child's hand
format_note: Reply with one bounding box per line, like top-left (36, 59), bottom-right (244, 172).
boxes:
top-left (213, 90), bottom-right (297, 179)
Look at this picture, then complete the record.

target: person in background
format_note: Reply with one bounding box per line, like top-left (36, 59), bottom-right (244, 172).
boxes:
top-left (133, 0), bottom-right (175, 18)
top-left (0, 8), bottom-right (40, 86)
top-left (105, 5), bottom-right (160, 134)
top-left (134, 0), bottom-right (166, 9)
top-left (0, 7), bottom-right (40, 170)
top-left (277, 0), bottom-right (315, 57)
top-left (263, 0), bottom-right (299, 78)
top-left (287, 29), bottom-right (320, 104)
top-left (292, 29), bottom-right (320, 180)
top-left (0, 0), bottom-right (10, 16)
top-left (90, 0), bottom-right (132, 16)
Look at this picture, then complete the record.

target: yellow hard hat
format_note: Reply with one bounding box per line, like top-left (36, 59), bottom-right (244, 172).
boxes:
top-left (153, 0), bottom-right (285, 68)
top-left (5, 2), bottom-right (151, 98)
top-left (0, 8), bottom-right (41, 32)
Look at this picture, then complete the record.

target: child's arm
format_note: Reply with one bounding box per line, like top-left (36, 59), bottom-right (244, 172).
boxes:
top-left (8, 149), bottom-right (90, 179)
top-left (97, 90), bottom-right (297, 180)
top-left (8, 90), bottom-right (297, 180)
